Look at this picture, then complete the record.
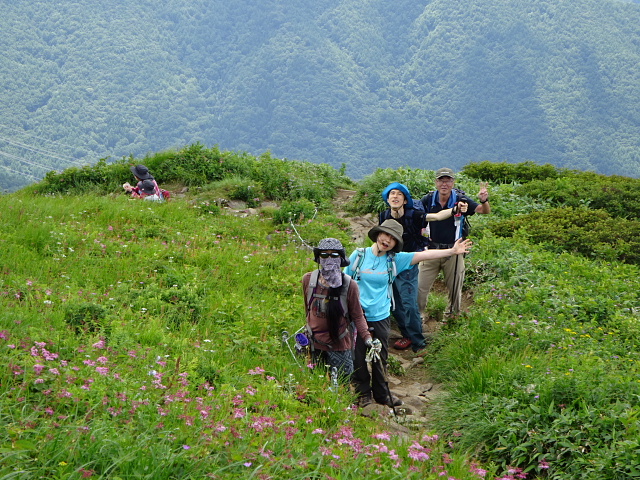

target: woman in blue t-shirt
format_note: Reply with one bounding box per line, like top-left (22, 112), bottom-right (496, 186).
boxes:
top-left (344, 219), bottom-right (472, 408)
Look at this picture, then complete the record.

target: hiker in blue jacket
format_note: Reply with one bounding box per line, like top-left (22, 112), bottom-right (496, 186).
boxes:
top-left (344, 219), bottom-right (472, 408)
top-left (379, 182), bottom-right (460, 353)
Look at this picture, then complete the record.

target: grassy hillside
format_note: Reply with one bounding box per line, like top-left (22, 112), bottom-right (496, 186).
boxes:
top-left (2, 155), bottom-right (640, 479)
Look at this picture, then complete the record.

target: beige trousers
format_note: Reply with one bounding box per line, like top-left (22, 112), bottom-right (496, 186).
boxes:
top-left (417, 254), bottom-right (465, 315)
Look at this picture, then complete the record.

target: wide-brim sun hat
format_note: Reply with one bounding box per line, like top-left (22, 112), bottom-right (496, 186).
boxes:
top-left (130, 164), bottom-right (154, 180)
top-left (313, 237), bottom-right (350, 267)
top-left (381, 182), bottom-right (413, 206)
top-left (368, 219), bottom-right (404, 252)
top-left (139, 179), bottom-right (157, 196)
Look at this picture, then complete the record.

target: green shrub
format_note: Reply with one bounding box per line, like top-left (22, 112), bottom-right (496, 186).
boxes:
top-left (488, 206), bottom-right (640, 264)
top-left (150, 143), bottom-right (252, 186)
top-left (515, 172), bottom-right (640, 219)
top-left (462, 160), bottom-right (562, 183)
top-left (272, 199), bottom-right (318, 225)
top-left (32, 144), bottom-right (351, 205)
top-left (37, 158), bottom-right (116, 194)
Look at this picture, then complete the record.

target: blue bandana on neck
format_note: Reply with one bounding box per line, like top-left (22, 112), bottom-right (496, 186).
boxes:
top-left (430, 189), bottom-right (458, 209)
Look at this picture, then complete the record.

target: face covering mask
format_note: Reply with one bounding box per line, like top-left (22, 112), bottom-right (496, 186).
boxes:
top-left (319, 257), bottom-right (343, 288)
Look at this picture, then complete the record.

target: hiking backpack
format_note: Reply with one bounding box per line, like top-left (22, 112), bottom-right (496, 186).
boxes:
top-left (422, 188), bottom-right (472, 238)
top-left (378, 200), bottom-right (430, 252)
top-left (304, 271), bottom-right (353, 350)
top-left (378, 199), bottom-right (426, 235)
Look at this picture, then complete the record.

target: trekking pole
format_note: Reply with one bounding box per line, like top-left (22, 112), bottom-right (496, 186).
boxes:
top-left (451, 198), bottom-right (467, 315)
top-left (365, 327), bottom-right (398, 416)
top-left (282, 328), bottom-right (308, 368)
top-left (329, 366), bottom-right (339, 392)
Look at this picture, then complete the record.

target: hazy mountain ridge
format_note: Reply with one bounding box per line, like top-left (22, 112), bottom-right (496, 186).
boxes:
top-left (1, 0), bottom-right (639, 191)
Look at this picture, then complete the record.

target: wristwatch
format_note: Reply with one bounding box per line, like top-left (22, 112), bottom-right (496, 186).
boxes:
top-left (480, 199), bottom-right (489, 204)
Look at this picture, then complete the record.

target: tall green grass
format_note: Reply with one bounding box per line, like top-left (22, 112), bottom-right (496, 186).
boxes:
top-left (0, 192), bottom-right (496, 479)
top-left (427, 236), bottom-right (640, 478)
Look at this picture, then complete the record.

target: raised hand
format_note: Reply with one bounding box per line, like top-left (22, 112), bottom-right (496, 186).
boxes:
top-left (478, 182), bottom-right (489, 203)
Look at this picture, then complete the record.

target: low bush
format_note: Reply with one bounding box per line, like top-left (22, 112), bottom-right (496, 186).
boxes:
top-left (515, 172), bottom-right (640, 219)
top-left (462, 160), bottom-right (562, 183)
top-left (32, 144), bottom-right (352, 207)
top-left (488, 206), bottom-right (640, 264)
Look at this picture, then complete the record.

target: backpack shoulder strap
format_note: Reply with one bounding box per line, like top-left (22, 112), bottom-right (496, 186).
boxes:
top-left (351, 248), bottom-right (366, 281)
top-left (386, 252), bottom-right (398, 310)
top-left (339, 273), bottom-right (351, 320)
top-left (424, 191), bottom-right (436, 209)
top-left (307, 271), bottom-right (351, 319)
top-left (386, 252), bottom-right (397, 283)
top-left (306, 270), bottom-right (320, 312)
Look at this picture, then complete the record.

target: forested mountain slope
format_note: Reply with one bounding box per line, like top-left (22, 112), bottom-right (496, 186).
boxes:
top-left (1, 0), bottom-right (639, 191)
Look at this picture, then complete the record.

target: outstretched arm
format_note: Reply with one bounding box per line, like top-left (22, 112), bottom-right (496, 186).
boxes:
top-left (425, 202), bottom-right (469, 222)
top-left (425, 208), bottom-right (453, 222)
top-left (410, 238), bottom-right (472, 265)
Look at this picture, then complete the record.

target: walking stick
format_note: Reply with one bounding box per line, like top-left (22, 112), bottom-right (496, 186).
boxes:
top-left (451, 199), bottom-right (466, 315)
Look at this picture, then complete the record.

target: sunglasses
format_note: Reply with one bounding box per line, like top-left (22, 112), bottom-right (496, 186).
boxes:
top-left (318, 252), bottom-right (341, 258)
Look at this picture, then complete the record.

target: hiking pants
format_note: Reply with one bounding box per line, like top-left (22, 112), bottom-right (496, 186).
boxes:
top-left (418, 254), bottom-right (465, 315)
top-left (312, 349), bottom-right (354, 380)
top-left (353, 317), bottom-right (390, 403)
top-left (391, 264), bottom-right (426, 351)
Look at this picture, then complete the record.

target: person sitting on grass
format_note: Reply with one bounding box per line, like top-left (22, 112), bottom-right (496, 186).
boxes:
top-left (123, 164), bottom-right (155, 197)
top-left (123, 164), bottom-right (169, 201)
top-left (132, 179), bottom-right (164, 202)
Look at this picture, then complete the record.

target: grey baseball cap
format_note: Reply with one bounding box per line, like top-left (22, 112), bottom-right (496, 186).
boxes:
top-left (435, 167), bottom-right (455, 179)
